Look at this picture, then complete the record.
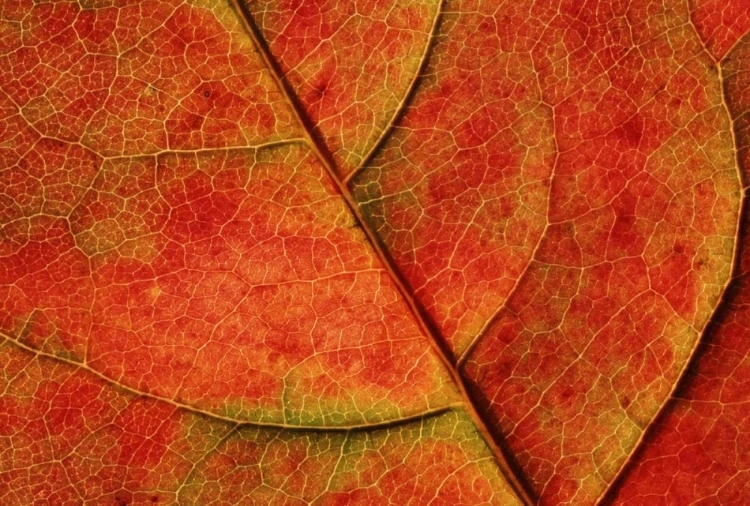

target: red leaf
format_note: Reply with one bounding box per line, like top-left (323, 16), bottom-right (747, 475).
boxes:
top-left (1, 0), bottom-right (749, 504)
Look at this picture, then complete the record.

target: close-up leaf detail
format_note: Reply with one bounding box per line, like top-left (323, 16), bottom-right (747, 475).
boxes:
top-left (0, 0), bottom-right (749, 504)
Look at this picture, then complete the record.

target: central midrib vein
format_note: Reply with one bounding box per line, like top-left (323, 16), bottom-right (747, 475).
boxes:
top-left (227, 1), bottom-right (536, 504)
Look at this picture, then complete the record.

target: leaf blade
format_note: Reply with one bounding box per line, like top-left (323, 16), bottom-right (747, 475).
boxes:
top-left (604, 28), bottom-right (750, 505)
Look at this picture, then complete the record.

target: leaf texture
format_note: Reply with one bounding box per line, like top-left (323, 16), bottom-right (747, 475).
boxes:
top-left (605, 20), bottom-right (750, 505)
top-left (0, 0), bottom-right (749, 504)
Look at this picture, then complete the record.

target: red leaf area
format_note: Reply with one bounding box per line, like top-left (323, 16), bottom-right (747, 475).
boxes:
top-left (0, 0), bottom-right (749, 505)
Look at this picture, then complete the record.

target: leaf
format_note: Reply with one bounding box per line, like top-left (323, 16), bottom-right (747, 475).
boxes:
top-left (0, 0), bottom-right (748, 505)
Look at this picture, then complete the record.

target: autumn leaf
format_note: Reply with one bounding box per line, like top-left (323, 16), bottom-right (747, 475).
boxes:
top-left (0, 0), bottom-right (749, 504)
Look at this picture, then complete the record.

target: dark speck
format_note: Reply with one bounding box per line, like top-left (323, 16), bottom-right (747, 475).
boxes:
top-left (314, 81), bottom-right (328, 96)
top-left (203, 90), bottom-right (210, 98)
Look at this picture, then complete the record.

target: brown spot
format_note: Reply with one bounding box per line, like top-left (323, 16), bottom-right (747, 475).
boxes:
top-left (310, 79), bottom-right (329, 100)
top-left (561, 386), bottom-right (575, 402)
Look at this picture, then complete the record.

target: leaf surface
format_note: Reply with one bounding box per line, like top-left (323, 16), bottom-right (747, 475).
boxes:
top-left (605, 21), bottom-right (750, 505)
top-left (0, 0), bottom-right (748, 505)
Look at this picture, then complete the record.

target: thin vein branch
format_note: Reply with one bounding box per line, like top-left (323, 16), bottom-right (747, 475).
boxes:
top-left (686, 0), bottom-right (750, 62)
top-left (1, 331), bottom-right (459, 432)
top-left (457, 115), bottom-right (557, 368)
top-left (175, 422), bottom-right (240, 499)
top-left (343, 0), bottom-right (446, 185)
top-left (100, 138), bottom-right (308, 160)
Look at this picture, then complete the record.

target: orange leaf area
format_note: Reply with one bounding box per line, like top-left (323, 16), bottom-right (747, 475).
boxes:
top-left (458, 0), bottom-right (740, 502)
top-left (0, 339), bottom-right (519, 504)
top-left (690, 0), bottom-right (750, 60)
top-left (246, 0), bottom-right (442, 177)
top-left (606, 27), bottom-right (750, 505)
top-left (181, 410), bottom-right (519, 505)
top-left (350, 3), bottom-right (555, 355)
top-left (0, 0), bottom-right (458, 427)
top-left (1, 0), bottom-right (749, 504)
top-left (0, 0), bottom-right (297, 154)
top-left (0, 341), bottom-right (229, 505)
